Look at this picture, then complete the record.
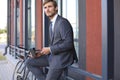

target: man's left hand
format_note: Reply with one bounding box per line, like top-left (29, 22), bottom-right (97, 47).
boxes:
top-left (41, 47), bottom-right (51, 55)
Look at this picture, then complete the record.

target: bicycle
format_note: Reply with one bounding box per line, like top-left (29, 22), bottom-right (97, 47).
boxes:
top-left (12, 46), bottom-right (41, 80)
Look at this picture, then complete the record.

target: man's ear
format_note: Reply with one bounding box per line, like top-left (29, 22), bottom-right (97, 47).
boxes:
top-left (55, 7), bottom-right (58, 11)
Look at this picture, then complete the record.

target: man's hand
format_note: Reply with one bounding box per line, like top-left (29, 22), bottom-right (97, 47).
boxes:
top-left (34, 52), bottom-right (43, 58)
top-left (28, 53), bottom-right (34, 58)
top-left (29, 52), bottom-right (43, 58)
top-left (41, 47), bottom-right (51, 55)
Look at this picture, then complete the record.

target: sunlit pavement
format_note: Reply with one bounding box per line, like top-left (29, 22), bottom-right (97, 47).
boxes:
top-left (0, 42), bottom-right (7, 55)
top-left (0, 43), bottom-right (15, 80)
top-left (0, 60), bottom-right (14, 80)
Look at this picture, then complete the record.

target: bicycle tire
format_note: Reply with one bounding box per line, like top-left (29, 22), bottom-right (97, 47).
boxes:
top-left (13, 60), bottom-right (25, 80)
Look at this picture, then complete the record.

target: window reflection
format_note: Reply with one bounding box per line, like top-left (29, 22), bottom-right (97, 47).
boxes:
top-left (27, 0), bottom-right (31, 49)
top-left (16, 0), bottom-right (20, 46)
top-left (31, 0), bottom-right (35, 48)
top-left (27, 0), bottom-right (35, 48)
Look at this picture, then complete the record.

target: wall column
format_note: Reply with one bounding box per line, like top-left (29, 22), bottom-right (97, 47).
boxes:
top-left (36, 0), bottom-right (43, 49)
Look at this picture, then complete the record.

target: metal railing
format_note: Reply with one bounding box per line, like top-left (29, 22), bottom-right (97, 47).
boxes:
top-left (9, 45), bottom-right (29, 59)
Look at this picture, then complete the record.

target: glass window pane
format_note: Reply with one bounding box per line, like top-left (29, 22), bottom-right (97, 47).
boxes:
top-left (16, 1), bottom-right (20, 46)
top-left (31, 0), bottom-right (35, 48)
top-left (27, 0), bottom-right (35, 48)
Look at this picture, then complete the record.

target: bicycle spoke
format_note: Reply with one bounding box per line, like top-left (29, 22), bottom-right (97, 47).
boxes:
top-left (13, 60), bottom-right (25, 80)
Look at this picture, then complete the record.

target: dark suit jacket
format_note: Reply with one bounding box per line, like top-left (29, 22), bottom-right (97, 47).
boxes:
top-left (49, 15), bottom-right (78, 69)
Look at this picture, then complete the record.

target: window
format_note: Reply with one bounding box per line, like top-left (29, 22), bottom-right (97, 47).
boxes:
top-left (31, 0), bottom-right (35, 48)
top-left (27, 0), bottom-right (35, 48)
top-left (16, 0), bottom-right (20, 46)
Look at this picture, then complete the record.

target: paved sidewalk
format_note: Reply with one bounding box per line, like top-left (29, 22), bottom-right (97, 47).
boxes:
top-left (0, 43), bottom-right (17, 80)
top-left (0, 60), bottom-right (15, 80)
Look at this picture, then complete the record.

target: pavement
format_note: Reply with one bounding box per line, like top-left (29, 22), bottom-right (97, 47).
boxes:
top-left (0, 43), bottom-right (17, 80)
top-left (0, 60), bottom-right (14, 80)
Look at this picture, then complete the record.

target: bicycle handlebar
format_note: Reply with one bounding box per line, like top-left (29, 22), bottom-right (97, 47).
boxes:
top-left (17, 46), bottom-right (41, 59)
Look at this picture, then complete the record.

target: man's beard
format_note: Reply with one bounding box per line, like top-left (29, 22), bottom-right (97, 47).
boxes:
top-left (48, 13), bottom-right (56, 18)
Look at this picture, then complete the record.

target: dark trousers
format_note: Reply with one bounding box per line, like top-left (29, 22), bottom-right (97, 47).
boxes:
top-left (25, 55), bottom-right (65, 80)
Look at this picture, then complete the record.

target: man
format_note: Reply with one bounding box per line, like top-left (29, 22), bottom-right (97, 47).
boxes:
top-left (26, 0), bottom-right (78, 80)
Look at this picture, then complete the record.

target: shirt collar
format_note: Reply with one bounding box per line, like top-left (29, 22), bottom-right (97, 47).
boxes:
top-left (51, 14), bottom-right (58, 24)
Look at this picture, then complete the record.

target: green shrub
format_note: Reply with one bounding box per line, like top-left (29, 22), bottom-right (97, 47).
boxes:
top-left (0, 52), bottom-right (6, 60)
top-left (0, 29), bottom-right (7, 34)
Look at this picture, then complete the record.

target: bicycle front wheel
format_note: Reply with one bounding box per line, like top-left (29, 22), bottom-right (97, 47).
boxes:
top-left (13, 60), bottom-right (25, 80)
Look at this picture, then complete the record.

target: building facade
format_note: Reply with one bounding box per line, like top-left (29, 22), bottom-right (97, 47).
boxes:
top-left (6, 0), bottom-right (120, 80)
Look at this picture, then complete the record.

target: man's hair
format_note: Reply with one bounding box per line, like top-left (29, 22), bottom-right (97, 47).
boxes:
top-left (43, 0), bottom-right (58, 8)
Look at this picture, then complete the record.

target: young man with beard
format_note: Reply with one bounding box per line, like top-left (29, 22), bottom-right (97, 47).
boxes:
top-left (26, 0), bottom-right (78, 80)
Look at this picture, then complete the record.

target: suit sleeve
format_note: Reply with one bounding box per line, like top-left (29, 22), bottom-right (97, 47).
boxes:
top-left (50, 19), bottom-right (74, 55)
